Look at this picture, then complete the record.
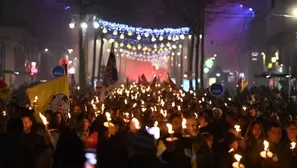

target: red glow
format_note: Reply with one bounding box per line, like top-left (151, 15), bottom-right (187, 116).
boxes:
top-left (123, 57), bottom-right (168, 82)
top-left (30, 65), bottom-right (38, 75)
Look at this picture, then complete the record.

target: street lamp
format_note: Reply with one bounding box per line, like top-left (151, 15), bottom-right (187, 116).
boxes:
top-left (69, 22), bottom-right (75, 29)
top-left (93, 22), bottom-right (99, 29)
top-left (292, 8), bottom-right (297, 17)
top-left (81, 22), bottom-right (88, 29)
top-left (44, 48), bottom-right (49, 52)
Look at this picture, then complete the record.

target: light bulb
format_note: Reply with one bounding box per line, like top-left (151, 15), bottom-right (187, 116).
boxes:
top-left (120, 34), bottom-right (125, 39)
top-left (144, 33), bottom-right (149, 37)
top-left (137, 44), bottom-right (142, 49)
top-left (93, 22), bottom-right (99, 29)
top-left (103, 28), bottom-right (108, 33)
top-left (151, 36), bottom-right (156, 42)
top-left (137, 35), bottom-right (141, 40)
top-left (168, 35), bottom-right (172, 40)
top-left (113, 30), bottom-right (118, 35)
top-left (180, 34), bottom-right (185, 39)
top-left (69, 22), bottom-right (75, 29)
top-left (128, 31), bottom-right (133, 36)
top-left (159, 36), bottom-right (164, 41)
top-left (80, 22), bottom-right (88, 29)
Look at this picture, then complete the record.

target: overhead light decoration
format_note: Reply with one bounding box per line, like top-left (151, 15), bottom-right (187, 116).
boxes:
top-left (128, 31), bottom-right (133, 36)
top-left (104, 34), bottom-right (179, 50)
top-left (137, 35), bottom-right (141, 40)
top-left (119, 50), bottom-right (171, 60)
top-left (120, 34), bottom-right (125, 39)
top-left (98, 19), bottom-right (190, 38)
top-left (151, 36), bottom-right (156, 42)
top-left (113, 30), bottom-right (118, 35)
top-left (102, 28), bottom-right (108, 33)
top-left (93, 22), bottom-right (99, 29)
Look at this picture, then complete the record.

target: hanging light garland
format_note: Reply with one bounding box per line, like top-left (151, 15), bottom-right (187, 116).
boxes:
top-left (98, 19), bottom-right (190, 39)
top-left (105, 34), bottom-right (179, 50)
top-left (117, 49), bottom-right (171, 59)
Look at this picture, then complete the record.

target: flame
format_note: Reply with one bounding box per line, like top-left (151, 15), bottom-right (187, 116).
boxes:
top-left (172, 101), bottom-right (175, 107)
top-left (68, 113), bottom-right (71, 119)
top-left (154, 121), bottom-right (158, 127)
top-left (182, 118), bottom-right (187, 129)
top-left (106, 112), bottom-right (111, 121)
top-left (160, 109), bottom-right (167, 117)
top-left (234, 154), bottom-right (242, 162)
top-left (34, 96), bottom-right (38, 103)
top-left (166, 123), bottom-right (174, 134)
top-left (291, 142), bottom-right (296, 150)
top-left (228, 148), bottom-right (234, 153)
top-left (264, 140), bottom-right (269, 151)
top-left (2, 111), bottom-right (6, 117)
top-left (194, 113), bottom-right (198, 119)
top-left (234, 125), bottom-right (241, 132)
top-left (124, 99), bottom-right (127, 104)
top-left (39, 112), bottom-right (48, 125)
top-left (132, 118), bottom-right (141, 129)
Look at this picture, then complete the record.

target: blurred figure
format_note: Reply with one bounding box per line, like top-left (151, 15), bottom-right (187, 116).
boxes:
top-left (261, 122), bottom-right (290, 168)
top-left (76, 114), bottom-right (90, 142)
top-left (73, 105), bottom-right (82, 116)
top-left (21, 115), bottom-right (33, 134)
top-left (212, 132), bottom-right (240, 168)
top-left (0, 118), bottom-right (24, 168)
top-left (242, 121), bottom-right (265, 168)
top-left (196, 133), bottom-right (213, 168)
top-left (54, 112), bottom-right (65, 130)
top-left (186, 118), bottom-right (199, 137)
top-left (168, 113), bottom-right (182, 134)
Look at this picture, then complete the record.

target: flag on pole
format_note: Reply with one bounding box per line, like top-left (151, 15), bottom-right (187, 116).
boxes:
top-left (141, 74), bottom-right (149, 85)
top-left (103, 44), bottom-right (118, 86)
top-left (167, 73), bottom-right (177, 90)
top-left (27, 75), bottom-right (70, 122)
top-left (150, 76), bottom-right (157, 88)
top-left (238, 77), bottom-right (248, 93)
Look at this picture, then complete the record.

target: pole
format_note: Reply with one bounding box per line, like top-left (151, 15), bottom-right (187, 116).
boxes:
top-left (91, 30), bottom-right (98, 87)
top-left (97, 36), bottom-right (104, 80)
top-left (180, 44), bottom-right (184, 89)
top-left (189, 36), bottom-right (195, 90)
top-left (119, 52), bottom-right (122, 81)
top-left (289, 65), bottom-right (291, 101)
top-left (78, 0), bottom-right (86, 90)
top-left (200, 0), bottom-right (205, 89)
top-left (195, 35), bottom-right (200, 93)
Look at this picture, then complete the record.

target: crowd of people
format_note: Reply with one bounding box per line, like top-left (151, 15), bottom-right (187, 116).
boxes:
top-left (0, 80), bottom-right (297, 168)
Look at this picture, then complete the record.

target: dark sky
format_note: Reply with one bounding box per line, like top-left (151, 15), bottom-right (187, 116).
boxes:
top-left (0, 0), bottom-right (264, 71)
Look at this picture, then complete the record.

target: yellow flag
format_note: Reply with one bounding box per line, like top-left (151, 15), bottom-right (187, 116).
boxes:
top-left (156, 140), bottom-right (167, 157)
top-left (27, 75), bottom-right (70, 122)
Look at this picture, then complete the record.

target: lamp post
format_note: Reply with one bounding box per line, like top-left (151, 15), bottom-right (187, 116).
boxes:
top-left (69, 13), bottom-right (99, 91)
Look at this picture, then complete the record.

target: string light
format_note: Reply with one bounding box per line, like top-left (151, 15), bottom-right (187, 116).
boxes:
top-left (120, 34), bottom-right (125, 39)
top-left (98, 19), bottom-right (190, 37)
top-left (104, 34), bottom-right (179, 51)
top-left (121, 49), bottom-right (171, 59)
top-left (136, 35), bottom-right (141, 40)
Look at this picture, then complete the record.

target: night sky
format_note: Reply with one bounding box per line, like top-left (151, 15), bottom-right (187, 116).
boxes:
top-left (0, 0), bottom-right (260, 71)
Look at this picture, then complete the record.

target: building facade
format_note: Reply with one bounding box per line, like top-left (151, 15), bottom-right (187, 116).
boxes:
top-left (265, 0), bottom-right (297, 88)
top-left (0, 26), bottom-right (40, 88)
